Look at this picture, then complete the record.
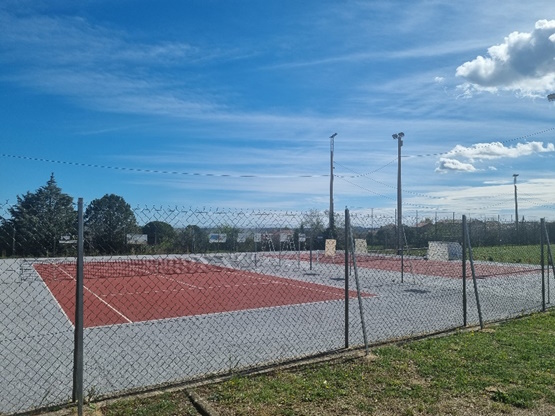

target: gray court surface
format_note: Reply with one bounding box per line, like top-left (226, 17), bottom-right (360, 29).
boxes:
top-left (0, 253), bottom-right (552, 414)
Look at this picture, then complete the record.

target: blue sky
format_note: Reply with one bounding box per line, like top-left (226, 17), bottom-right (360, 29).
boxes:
top-left (1, 0), bottom-right (555, 221)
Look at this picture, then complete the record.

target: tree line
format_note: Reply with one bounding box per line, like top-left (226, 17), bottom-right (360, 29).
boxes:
top-left (3, 175), bottom-right (550, 259)
top-left (0, 175), bottom-right (332, 258)
top-left (0, 175), bottom-right (140, 256)
top-left (0, 175), bottom-right (206, 257)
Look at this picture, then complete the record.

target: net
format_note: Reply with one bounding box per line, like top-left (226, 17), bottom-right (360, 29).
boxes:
top-left (27, 258), bottom-right (214, 282)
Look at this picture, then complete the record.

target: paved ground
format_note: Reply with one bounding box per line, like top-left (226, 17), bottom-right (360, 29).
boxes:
top-left (0, 253), bottom-right (551, 414)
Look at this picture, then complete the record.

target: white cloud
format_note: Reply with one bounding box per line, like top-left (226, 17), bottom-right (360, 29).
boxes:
top-left (456, 19), bottom-right (555, 96)
top-left (436, 141), bottom-right (555, 173)
top-left (445, 141), bottom-right (554, 161)
top-left (435, 158), bottom-right (477, 173)
top-left (402, 178), bottom-right (555, 218)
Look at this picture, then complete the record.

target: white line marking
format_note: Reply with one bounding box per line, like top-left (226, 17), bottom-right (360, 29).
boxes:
top-left (59, 266), bottom-right (133, 324)
top-left (33, 264), bottom-right (74, 328)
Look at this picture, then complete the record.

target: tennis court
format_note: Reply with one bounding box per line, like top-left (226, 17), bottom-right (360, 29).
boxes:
top-left (33, 257), bottom-right (373, 328)
top-left (278, 252), bottom-right (540, 280)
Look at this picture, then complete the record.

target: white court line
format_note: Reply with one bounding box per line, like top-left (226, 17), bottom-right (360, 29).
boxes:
top-left (32, 264), bottom-right (74, 328)
top-left (58, 266), bottom-right (133, 325)
top-left (222, 269), bottom-right (353, 297)
top-left (158, 273), bottom-right (204, 290)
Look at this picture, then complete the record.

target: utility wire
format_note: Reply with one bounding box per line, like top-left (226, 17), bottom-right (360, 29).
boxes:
top-left (405, 127), bottom-right (555, 159)
top-left (0, 153), bottom-right (329, 179)
top-left (335, 160), bottom-right (444, 200)
top-left (3, 127), bottom-right (552, 179)
top-left (334, 158), bottom-right (398, 179)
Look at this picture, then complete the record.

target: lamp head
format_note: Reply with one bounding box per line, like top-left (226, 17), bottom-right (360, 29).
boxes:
top-left (330, 133), bottom-right (337, 139)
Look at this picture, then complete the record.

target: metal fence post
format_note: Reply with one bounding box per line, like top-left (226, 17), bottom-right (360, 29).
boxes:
top-left (542, 219), bottom-right (554, 305)
top-left (464, 216), bottom-right (483, 329)
top-left (462, 215), bottom-right (467, 327)
top-left (347, 209), bottom-right (369, 355)
top-left (541, 218), bottom-right (546, 312)
top-left (72, 198), bottom-right (84, 415)
top-left (344, 207), bottom-right (349, 349)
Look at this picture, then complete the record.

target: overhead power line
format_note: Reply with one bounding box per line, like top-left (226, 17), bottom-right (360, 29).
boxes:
top-left (0, 153), bottom-right (330, 179)
top-left (406, 127), bottom-right (555, 159)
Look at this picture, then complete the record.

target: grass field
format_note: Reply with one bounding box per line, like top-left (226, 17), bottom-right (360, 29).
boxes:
top-left (71, 309), bottom-right (555, 416)
top-left (471, 244), bottom-right (550, 265)
top-left (368, 244), bottom-right (550, 265)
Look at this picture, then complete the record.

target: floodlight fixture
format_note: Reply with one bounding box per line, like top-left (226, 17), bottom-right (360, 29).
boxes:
top-left (548, 93), bottom-right (555, 102)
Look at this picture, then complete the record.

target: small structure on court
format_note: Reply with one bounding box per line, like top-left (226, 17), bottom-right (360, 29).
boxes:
top-left (324, 239), bottom-right (336, 256)
top-left (354, 239), bottom-right (367, 254)
top-left (427, 241), bottom-right (462, 261)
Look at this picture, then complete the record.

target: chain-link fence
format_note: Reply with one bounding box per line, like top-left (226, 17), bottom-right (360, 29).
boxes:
top-left (1, 201), bottom-right (554, 414)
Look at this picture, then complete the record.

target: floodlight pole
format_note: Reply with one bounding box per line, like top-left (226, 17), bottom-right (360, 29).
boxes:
top-left (513, 174), bottom-right (519, 240)
top-left (329, 133), bottom-right (337, 232)
top-left (393, 132), bottom-right (404, 255)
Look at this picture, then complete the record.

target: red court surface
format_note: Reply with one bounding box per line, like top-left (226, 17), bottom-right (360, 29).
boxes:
top-left (34, 259), bottom-right (373, 328)
top-left (280, 253), bottom-right (539, 279)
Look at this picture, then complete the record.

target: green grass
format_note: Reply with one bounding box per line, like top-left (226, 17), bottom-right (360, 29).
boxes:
top-left (101, 391), bottom-right (198, 416)
top-left (471, 244), bottom-right (545, 264)
top-left (197, 310), bottom-right (555, 415)
top-left (92, 310), bottom-right (555, 416)
top-left (368, 244), bottom-right (550, 265)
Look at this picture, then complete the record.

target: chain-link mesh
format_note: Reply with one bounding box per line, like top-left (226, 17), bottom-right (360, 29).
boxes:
top-left (464, 217), bottom-right (548, 324)
top-left (347, 211), bottom-right (468, 345)
top-left (0, 201), bottom-right (76, 414)
top-left (1, 203), bottom-right (553, 414)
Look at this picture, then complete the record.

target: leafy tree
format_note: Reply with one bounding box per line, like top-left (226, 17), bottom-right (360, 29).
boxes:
top-left (142, 221), bottom-right (176, 245)
top-left (84, 194), bottom-right (138, 254)
top-left (0, 219), bottom-right (10, 257)
top-left (215, 225), bottom-right (240, 252)
top-left (177, 224), bottom-right (207, 253)
top-left (4, 174), bottom-right (75, 257)
top-left (375, 224), bottom-right (396, 250)
top-left (301, 210), bottom-right (326, 250)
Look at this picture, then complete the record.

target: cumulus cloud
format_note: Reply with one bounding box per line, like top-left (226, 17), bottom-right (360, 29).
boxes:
top-left (435, 158), bottom-right (477, 173)
top-left (445, 141), bottom-right (554, 161)
top-left (456, 20), bottom-right (555, 96)
top-left (436, 141), bottom-right (554, 173)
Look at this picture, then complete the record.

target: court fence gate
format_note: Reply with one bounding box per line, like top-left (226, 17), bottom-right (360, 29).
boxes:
top-left (1, 202), bottom-right (554, 415)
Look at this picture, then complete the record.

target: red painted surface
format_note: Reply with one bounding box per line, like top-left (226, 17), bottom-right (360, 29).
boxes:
top-left (34, 259), bottom-right (373, 328)
top-left (280, 253), bottom-right (538, 279)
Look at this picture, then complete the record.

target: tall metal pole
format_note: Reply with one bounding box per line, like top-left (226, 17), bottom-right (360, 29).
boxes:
top-left (462, 215), bottom-right (467, 327)
top-left (393, 132), bottom-right (404, 255)
top-left (73, 198), bottom-right (84, 416)
top-left (513, 174), bottom-right (519, 240)
top-left (541, 218), bottom-right (546, 312)
top-left (329, 133), bottom-right (337, 233)
top-left (344, 207), bottom-right (349, 349)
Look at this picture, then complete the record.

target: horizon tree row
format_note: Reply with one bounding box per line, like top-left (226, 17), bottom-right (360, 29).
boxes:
top-left (2, 175), bottom-right (553, 258)
top-left (0, 176), bottom-right (334, 257)
top-left (0, 175), bottom-right (141, 257)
